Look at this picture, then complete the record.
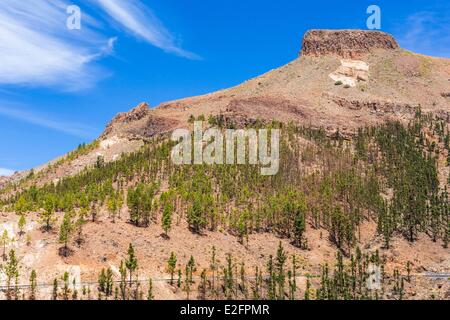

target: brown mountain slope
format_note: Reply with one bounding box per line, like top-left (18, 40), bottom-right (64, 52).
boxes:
top-left (3, 29), bottom-right (450, 195)
top-left (107, 29), bottom-right (449, 140)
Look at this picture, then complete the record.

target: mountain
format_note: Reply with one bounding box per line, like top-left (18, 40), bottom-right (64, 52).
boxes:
top-left (0, 30), bottom-right (449, 300)
top-left (104, 29), bottom-right (449, 137)
top-left (4, 30), bottom-right (450, 188)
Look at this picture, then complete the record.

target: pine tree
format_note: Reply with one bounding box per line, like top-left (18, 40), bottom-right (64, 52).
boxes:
top-left (41, 194), bottom-right (56, 231)
top-left (119, 260), bottom-right (127, 300)
top-left (62, 272), bottom-right (70, 300)
top-left (184, 265), bottom-right (191, 300)
top-left (177, 269), bottom-right (182, 288)
top-left (1, 229), bottom-right (9, 261)
top-left (125, 244), bottom-right (138, 287)
top-left (236, 210), bottom-right (249, 245)
top-left (252, 266), bottom-right (260, 300)
top-left (224, 253), bottom-right (234, 300)
top-left (75, 212), bottom-right (86, 247)
top-left (266, 255), bottom-right (275, 300)
top-left (288, 255), bottom-right (297, 299)
top-left (167, 252), bottom-right (177, 285)
top-left (14, 196), bottom-right (28, 215)
top-left (210, 246), bottom-right (217, 294)
top-left (199, 269), bottom-right (207, 300)
top-left (105, 268), bottom-right (114, 296)
top-left (107, 195), bottom-right (118, 222)
top-left (378, 201), bottom-right (394, 249)
top-left (304, 277), bottom-right (311, 300)
top-left (287, 271), bottom-right (294, 300)
top-left (127, 183), bottom-right (156, 227)
top-left (96, 155), bottom-right (105, 168)
top-left (162, 203), bottom-right (173, 236)
top-left (275, 242), bottom-right (287, 300)
top-left (59, 212), bottom-right (73, 257)
top-left (52, 278), bottom-right (58, 300)
top-left (18, 214), bottom-right (26, 237)
top-left (293, 209), bottom-right (305, 248)
top-left (117, 191), bottom-right (124, 220)
top-left (187, 256), bottom-right (196, 282)
top-left (188, 196), bottom-right (207, 233)
top-left (114, 287), bottom-right (119, 300)
top-left (240, 262), bottom-right (247, 298)
top-left (29, 270), bottom-right (37, 300)
top-left (98, 269), bottom-right (106, 294)
top-left (4, 249), bottom-right (19, 300)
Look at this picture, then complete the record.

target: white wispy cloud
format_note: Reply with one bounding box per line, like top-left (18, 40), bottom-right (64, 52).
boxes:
top-left (0, 103), bottom-right (98, 139)
top-left (95, 0), bottom-right (199, 59)
top-left (396, 11), bottom-right (450, 58)
top-left (0, 0), bottom-right (115, 90)
top-left (0, 0), bottom-right (196, 90)
top-left (0, 168), bottom-right (14, 177)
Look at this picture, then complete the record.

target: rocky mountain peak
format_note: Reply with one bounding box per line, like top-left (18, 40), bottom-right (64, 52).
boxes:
top-left (121, 102), bottom-right (150, 122)
top-left (300, 29), bottom-right (399, 58)
top-left (102, 102), bottom-right (150, 137)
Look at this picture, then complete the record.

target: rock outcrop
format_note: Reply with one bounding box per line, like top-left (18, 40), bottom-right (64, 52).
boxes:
top-left (102, 102), bottom-right (150, 137)
top-left (326, 93), bottom-right (416, 115)
top-left (102, 102), bottom-right (180, 140)
top-left (301, 29), bottom-right (399, 58)
top-left (329, 59), bottom-right (370, 87)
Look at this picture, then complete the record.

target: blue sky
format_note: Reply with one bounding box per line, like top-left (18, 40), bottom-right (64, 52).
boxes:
top-left (0, 0), bottom-right (449, 175)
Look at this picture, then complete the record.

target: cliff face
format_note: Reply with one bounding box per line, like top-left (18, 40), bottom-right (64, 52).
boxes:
top-left (102, 102), bottom-right (180, 140)
top-left (300, 29), bottom-right (399, 58)
top-left (103, 102), bottom-right (150, 136)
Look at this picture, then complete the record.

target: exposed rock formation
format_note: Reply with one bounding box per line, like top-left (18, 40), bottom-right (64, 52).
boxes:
top-left (131, 115), bottom-right (180, 138)
top-left (102, 102), bottom-right (180, 140)
top-left (326, 93), bottom-right (416, 115)
top-left (103, 102), bottom-right (150, 136)
top-left (301, 29), bottom-right (399, 58)
top-left (329, 59), bottom-right (370, 87)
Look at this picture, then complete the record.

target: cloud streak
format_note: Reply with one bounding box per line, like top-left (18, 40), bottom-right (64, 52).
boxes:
top-left (95, 0), bottom-right (199, 59)
top-left (0, 0), bottom-right (197, 90)
top-left (0, 104), bottom-right (98, 139)
top-left (396, 11), bottom-right (450, 58)
top-left (0, 0), bottom-right (115, 90)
